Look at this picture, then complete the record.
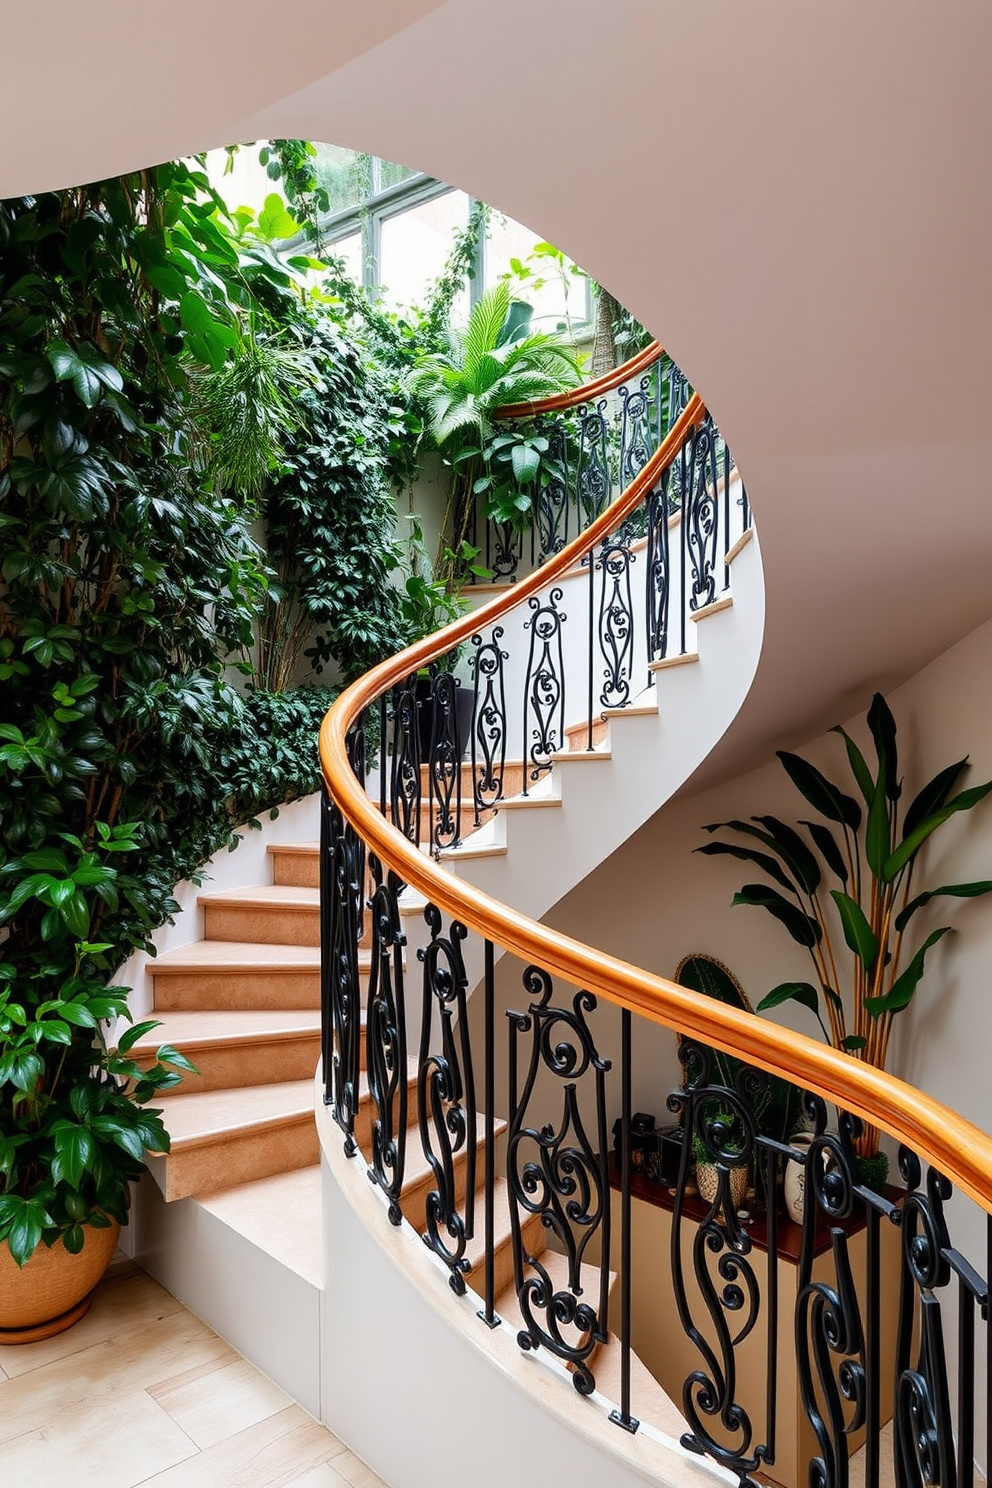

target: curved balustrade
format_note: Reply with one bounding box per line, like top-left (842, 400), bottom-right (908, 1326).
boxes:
top-left (466, 340), bottom-right (696, 585)
top-left (319, 345), bottom-right (992, 1488)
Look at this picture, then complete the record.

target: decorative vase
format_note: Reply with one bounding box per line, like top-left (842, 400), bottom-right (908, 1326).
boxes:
top-left (783, 1134), bottom-right (815, 1225)
top-left (0, 1220), bottom-right (121, 1344)
top-left (695, 1161), bottom-right (749, 1210)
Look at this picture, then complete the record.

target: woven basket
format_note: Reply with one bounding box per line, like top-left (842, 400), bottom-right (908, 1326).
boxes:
top-left (0, 1221), bottom-right (120, 1342)
top-left (695, 1162), bottom-right (749, 1210)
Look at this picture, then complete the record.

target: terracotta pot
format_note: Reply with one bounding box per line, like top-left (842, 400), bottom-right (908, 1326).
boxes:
top-left (695, 1161), bottom-right (749, 1210)
top-left (0, 1220), bottom-right (120, 1344)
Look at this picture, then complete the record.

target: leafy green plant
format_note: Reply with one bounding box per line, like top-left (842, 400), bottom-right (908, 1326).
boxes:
top-left (0, 968), bottom-right (194, 1267)
top-left (0, 165), bottom-right (350, 1263)
top-left (698, 694), bottom-right (992, 1135)
top-left (406, 278), bottom-right (582, 582)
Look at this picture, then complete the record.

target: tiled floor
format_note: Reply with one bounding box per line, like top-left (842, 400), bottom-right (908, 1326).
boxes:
top-left (0, 1255), bottom-right (385, 1488)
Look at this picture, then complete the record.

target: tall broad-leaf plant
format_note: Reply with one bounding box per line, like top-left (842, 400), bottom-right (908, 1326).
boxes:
top-left (406, 278), bottom-right (581, 581)
top-left (697, 695), bottom-right (992, 1147)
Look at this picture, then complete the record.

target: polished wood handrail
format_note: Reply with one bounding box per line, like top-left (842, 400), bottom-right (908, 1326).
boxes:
top-left (493, 340), bottom-right (663, 419)
top-left (320, 399), bottom-right (992, 1218)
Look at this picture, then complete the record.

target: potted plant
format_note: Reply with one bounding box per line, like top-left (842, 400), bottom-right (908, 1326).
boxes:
top-left (0, 853), bottom-right (193, 1339)
top-left (691, 1103), bottom-right (750, 1210)
top-left (697, 693), bottom-right (992, 1167)
top-left (405, 279), bottom-right (582, 587)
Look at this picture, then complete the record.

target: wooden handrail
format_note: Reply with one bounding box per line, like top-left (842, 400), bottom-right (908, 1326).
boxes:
top-left (320, 398), bottom-right (992, 1218)
top-left (493, 340), bottom-right (663, 420)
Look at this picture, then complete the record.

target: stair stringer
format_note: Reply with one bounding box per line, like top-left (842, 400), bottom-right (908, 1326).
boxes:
top-left (395, 529), bottom-right (764, 997)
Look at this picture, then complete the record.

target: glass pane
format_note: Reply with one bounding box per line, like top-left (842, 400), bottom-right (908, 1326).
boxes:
top-left (377, 157), bottom-right (419, 192)
top-left (313, 144), bottom-right (374, 216)
top-left (328, 231), bottom-right (364, 285)
top-left (378, 189), bottom-right (471, 312)
top-left (484, 214), bottom-right (590, 336)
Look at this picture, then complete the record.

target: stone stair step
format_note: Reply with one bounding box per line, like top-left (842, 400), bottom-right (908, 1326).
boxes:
top-left (268, 842), bottom-right (320, 889)
top-left (195, 1165), bottom-right (324, 1289)
top-left (149, 1079), bottom-right (317, 1201)
top-left (151, 939), bottom-right (325, 1011)
top-left (129, 1009), bottom-right (322, 1094)
top-left (199, 884), bottom-right (321, 947)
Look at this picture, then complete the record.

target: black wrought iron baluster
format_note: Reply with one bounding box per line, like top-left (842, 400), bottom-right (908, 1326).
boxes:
top-left (893, 1151), bottom-right (964, 1488)
top-left (489, 518), bottom-right (522, 582)
top-left (684, 416), bottom-right (720, 612)
top-left (537, 416), bottom-right (571, 563)
top-left (645, 469), bottom-right (672, 674)
top-left (794, 1103), bottom-right (885, 1488)
top-left (478, 937), bottom-right (499, 1329)
top-left (522, 587), bottom-right (567, 788)
top-left (597, 520), bottom-right (637, 710)
top-left (364, 855), bottom-right (408, 1224)
top-left (678, 430), bottom-right (689, 656)
top-left (667, 1050), bottom-right (769, 1484)
top-left (577, 399), bottom-right (611, 529)
top-left (470, 628), bottom-right (508, 825)
top-left (617, 372), bottom-right (654, 489)
top-left (506, 968), bottom-right (612, 1396)
top-left (390, 679), bottom-right (421, 847)
top-left (417, 906), bottom-right (477, 1296)
top-left (425, 668), bottom-right (462, 855)
top-left (321, 780), bottom-right (364, 1155)
top-left (609, 1008), bottom-right (638, 1433)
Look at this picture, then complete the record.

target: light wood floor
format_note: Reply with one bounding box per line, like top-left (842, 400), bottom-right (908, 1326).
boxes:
top-left (0, 1255), bottom-right (386, 1488)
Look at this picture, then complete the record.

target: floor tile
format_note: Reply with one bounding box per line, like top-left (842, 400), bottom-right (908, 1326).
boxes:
top-left (151, 1355), bottom-right (293, 1449)
top-left (2, 1385), bottom-right (198, 1488)
top-left (0, 1269), bottom-right (185, 1379)
top-left (0, 1310), bottom-right (233, 1446)
top-left (331, 1450), bottom-right (388, 1488)
top-left (134, 1405), bottom-right (346, 1488)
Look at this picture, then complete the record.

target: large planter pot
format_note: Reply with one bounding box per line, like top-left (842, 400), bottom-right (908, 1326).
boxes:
top-left (0, 1220), bottom-right (120, 1344)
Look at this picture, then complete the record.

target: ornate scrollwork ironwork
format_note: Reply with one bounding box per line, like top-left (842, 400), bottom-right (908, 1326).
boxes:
top-left (506, 968), bottom-right (612, 1395)
top-left (470, 628), bottom-right (508, 823)
top-left (417, 906), bottom-right (477, 1295)
top-left (576, 400), bottom-right (611, 527)
top-left (646, 470), bottom-right (672, 664)
top-left (793, 1105), bottom-right (870, 1488)
top-left (424, 669), bottom-right (462, 855)
top-left (893, 1154), bottom-right (959, 1488)
top-left (596, 531), bottom-right (636, 709)
top-left (321, 780), bottom-right (365, 1157)
top-left (364, 854), bottom-right (408, 1223)
top-left (618, 374), bottom-right (654, 488)
top-left (683, 416), bottom-right (720, 611)
top-left (536, 417), bottom-right (572, 564)
top-left (667, 1052), bottom-right (769, 1482)
top-left (488, 518), bottom-right (522, 581)
top-left (390, 680), bottom-right (422, 846)
top-left (522, 588), bottom-right (566, 782)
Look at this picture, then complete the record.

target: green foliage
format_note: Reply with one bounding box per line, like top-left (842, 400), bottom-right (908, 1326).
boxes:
top-left (0, 167), bottom-right (343, 1261)
top-left (699, 694), bottom-right (992, 1077)
top-left (406, 279), bottom-right (581, 580)
top-left (675, 955), bottom-right (803, 1146)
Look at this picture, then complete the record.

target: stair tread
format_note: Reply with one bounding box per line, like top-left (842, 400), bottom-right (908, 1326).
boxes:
top-left (198, 884), bottom-right (320, 909)
top-left (267, 842), bottom-right (319, 854)
top-left (130, 1009), bottom-right (322, 1053)
top-left (158, 1079), bottom-right (315, 1147)
top-left (196, 1165), bottom-right (323, 1288)
top-left (152, 939), bottom-right (325, 971)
